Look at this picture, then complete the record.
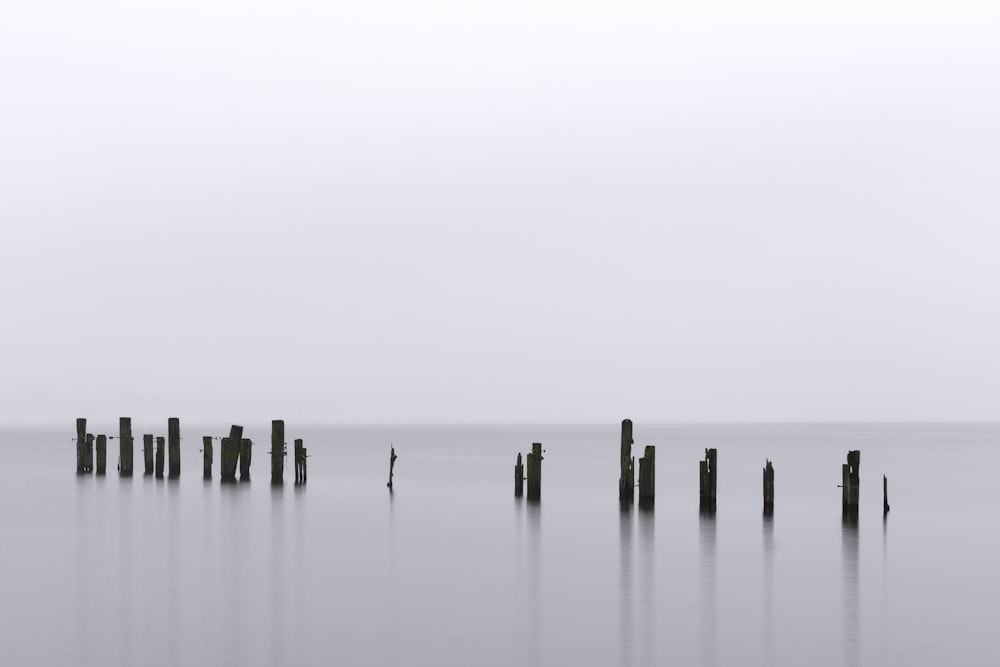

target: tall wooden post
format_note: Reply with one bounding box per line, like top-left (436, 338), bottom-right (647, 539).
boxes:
top-left (294, 438), bottom-right (304, 484)
top-left (239, 438), bottom-right (252, 481)
top-left (119, 417), bottom-right (133, 477)
top-left (514, 453), bottom-right (524, 497)
top-left (842, 450), bottom-right (860, 514)
top-left (143, 434), bottom-right (154, 476)
top-left (526, 442), bottom-right (543, 500)
top-left (619, 419), bottom-right (634, 502)
top-left (301, 445), bottom-right (307, 483)
top-left (203, 436), bottom-right (213, 479)
top-left (638, 445), bottom-right (655, 506)
top-left (271, 420), bottom-right (284, 484)
top-left (167, 418), bottom-right (180, 478)
top-left (763, 459), bottom-right (774, 514)
top-left (220, 425), bottom-right (243, 482)
top-left (883, 474), bottom-right (890, 514)
top-left (387, 446), bottom-right (397, 488)
top-left (76, 418), bottom-right (87, 474)
top-left (155, 437), bottom-right (165, 478)
top-left (85, 434), bottom-right (94, 473)
top-left (96, 435), bottom-right (107, 475)
top-left (699, 448), bottom-right (717, 512)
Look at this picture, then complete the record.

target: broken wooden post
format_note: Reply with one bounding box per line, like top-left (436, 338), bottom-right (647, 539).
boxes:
top-left (220, 425), bottom-right (243, 482)
top-left (301, 445), bottom-right (307, 483)
top-left (155, 437), bottom-right (165, 478)
top-left (699, 448), bottom-right (717, 512)
top-left (526, 442), bottom-right (543, 500)
top-left (638, 445), bottom-right (655, 506)
top-left (96, 435), bottom-right (107, 475)
top-left (387, 446), bottom-right (397, 488)
top-left (143, 435), bottom-right (154, 476)
top-left (239, 438), bottom-right (252, 481)
top-left (763, 459), bottom-right (774, 514)
top-left (271, 420), bottom-right (284, 485)
top-left (883, 474), bottom-right (890, 514)
top-left (842, 450), bottom-right (860, 514)
top-left (167, 417), bottom-right (180, 478)
top-left (514, 452), bottom-right (524, 497)
top-left (619, 419), bottom-right (635, 502)
top-left (119, 417), bottom-right (133, 477)
top-left (84, 434), bottom-right (94, 473)
top-left (202, 436), bottom-right (213, 479)
top-left (76, 418), bottom-right (87, 473)
top-left (293, 438), bottom-right (304, 484)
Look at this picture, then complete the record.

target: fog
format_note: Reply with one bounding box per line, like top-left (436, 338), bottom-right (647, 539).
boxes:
top-left (2, 1), bottom-right (998, 423)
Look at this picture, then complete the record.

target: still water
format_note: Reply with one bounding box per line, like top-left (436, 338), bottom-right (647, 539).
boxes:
top-left (0, 423), bottom-right (997, 666)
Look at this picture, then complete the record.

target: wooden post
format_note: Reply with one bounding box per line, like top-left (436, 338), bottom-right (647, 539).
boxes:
top-left (155, 437), bottom-right (165, 478)
top-left (271, 420), bottom-right (284, 485)
top-left (883, 474), bottom-right (890, 514)
top-left (619, 419), bottom-right (634, 502)
top-left (85, 434), bottom-right (94, 473)
top-left (96, 435), bottom-right (107, 475)
top-left (76, 418), bottom-right (87, 474)
top-left (699, 448), bottom-right (717, 512)
top-left (514, 452), bottom-right (524, 497)
top-left (294, 438), bottom-right (304, 484)
top-left (763, 459), bottom-right (774, 514)
top-left (842, 450), bottom-right (860, 514)
top-left (387, 446), bottom-right (397, 488)
top-left (526, 442), bottom-right (543, 500)
top-left (143, 434), bottom-right (154, 476)
top-left (220, 425), bottom-right (243, 482)
top-left (119, 417), bottom-right (133, 477)
top-left (202, 436), bottom-right (213, 479)
top-left (239, 438), bottom-right (252, 481)
top-left (638, 445), bottom-right (655, 506)
top-left (167, 417), bottom-right (180, 478)
top-left (301, 446), bottom-right (307, 483)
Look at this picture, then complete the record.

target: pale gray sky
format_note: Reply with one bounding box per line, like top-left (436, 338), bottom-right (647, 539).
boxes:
top-left (2, 1), bottom-right (998, 423)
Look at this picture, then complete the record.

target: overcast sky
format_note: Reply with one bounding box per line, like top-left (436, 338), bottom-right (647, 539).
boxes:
top-left (1, 1), bottom-right (998, 423)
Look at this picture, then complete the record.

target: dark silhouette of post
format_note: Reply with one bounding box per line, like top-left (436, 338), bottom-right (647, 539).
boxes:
top-left (294, 438), bottom-right (306, 484)
top-left (526, 442), bottom-right (543, 500)
top-left (638, 445), bottom-right (655, 506)
top-left (167, 418), bottom-right (180, 478)
top-left (220, 425), bottom-right (243, 482)
top-left (387, 446), bottom-right (397, 488)
top-left (96, 435), bottom-right (107, 475)
top-left (84, 434), bottom-right (94, 473)
top-left (76, 418), bottom-right (87, 473)
top-left (763, 459), bottom-right (774, 514)
top-left (239, 439), bottom-right (252, 481)
top-left (155, 437), bottom-right (165, 478)
top-left (699, 448), bottom-right (717, 512)
top-left (619, 419), bottom-right (635, 502)
top-left (514, 452), bottom-right (524, 497)
top-left (883, 474), bottom-right (890, 514)
top-left (143, 434), bottom-right (154, 475)
top-left (842, 450), bottom-right (860, 514)
top-left (271, 420), bottom-right (284, 485)
top-left (119, 417), bottom-right (133, 477)
top-left (300, 442), bottom-right (308, 483)
top-left (202, 436), bottom-right (213, 479)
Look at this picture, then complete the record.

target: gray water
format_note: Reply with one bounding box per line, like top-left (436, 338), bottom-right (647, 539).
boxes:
top-left (1, 423), bottom-right (997, 666)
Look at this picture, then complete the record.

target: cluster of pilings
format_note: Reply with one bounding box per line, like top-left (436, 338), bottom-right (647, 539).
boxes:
top-left (75, 418), bottom-right (307, 486)
top-left (514, 443), bottom-right (543, 499)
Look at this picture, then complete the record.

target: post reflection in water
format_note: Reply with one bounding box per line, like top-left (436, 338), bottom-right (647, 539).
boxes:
top-left (699, 511), bottom-right (717, 667)
top-left (618, 503), bottom-right (633, 667)
top-left (637, 504), bottom-right (655, 665)
top-left (842, 513), bottom-right (860, 667)
top-left (525, 498), bottom-right (542, 667)
top-left (269, 485), bottom-right (286, 665)
top-left (762, 513), bottom-right (774, 667)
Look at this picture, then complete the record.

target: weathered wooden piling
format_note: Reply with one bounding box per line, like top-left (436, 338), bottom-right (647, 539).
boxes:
top-left (514, 452), bottom-right (524, 497)
top-left (119, 417), bottom-right (133, 477)
top-left (202, 436), bottom-right (213, 479)
top-left (300, 444), bottom-right (307, 483)
top-left (85, 434), bottom-right (94, 473)
top-left (526, 442), bottom-right (543, 500)
top-left (239, 438), bottom-right (252, 481)
top-left (155, 437), bottom-right (165, 478)
top-left (842, 450), bottom-right (860, 514)
top-left (271, 420), bottom-right (284, 485)
top-left (294, 438), bottom-right (305, 484)
top-left (763, 459), bottom-right (774, 514)
top-left (699, 448), bottom-right (717, 512)
top-left (167, 418), bottom-right (180, 478)
top-left (143, 434), bottom-right (154, 476)
top-left (96, 435), bottom-right (107, 475)
top-left (883, 474), bottom-right (890, 514)
top-left (638, 445), bottom-right (655, 506)
top-left (220, 425), bottom-right (243, 482)
top-left (76, 418), bottom-right (87, 473)
top-left (619, 419), bottom-right (635, 502)
top-left (387, 446), bottom-right (397, 488)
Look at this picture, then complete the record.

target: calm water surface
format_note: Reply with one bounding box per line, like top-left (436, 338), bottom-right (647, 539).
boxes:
top-left (0, 423), bottom-right (997, 666)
